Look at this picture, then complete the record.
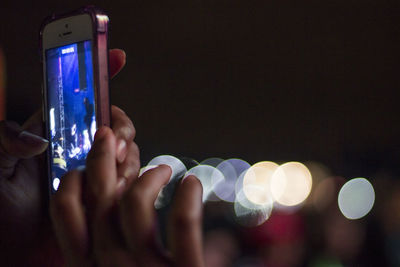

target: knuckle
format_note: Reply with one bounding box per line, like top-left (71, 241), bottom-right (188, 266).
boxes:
top-left (112, 115), bottom-right (135, 141)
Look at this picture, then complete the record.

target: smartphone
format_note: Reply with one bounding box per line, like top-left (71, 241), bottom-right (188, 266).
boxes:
top-left (40, 6), bottom-right (110, 193)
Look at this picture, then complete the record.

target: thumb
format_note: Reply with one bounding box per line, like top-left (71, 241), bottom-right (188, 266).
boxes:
top-left (0, 120), bottom-right (48, 160)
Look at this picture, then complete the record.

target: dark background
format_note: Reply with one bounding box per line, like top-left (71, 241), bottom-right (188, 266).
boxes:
top-left (2, 1), bottom-right (400, 178)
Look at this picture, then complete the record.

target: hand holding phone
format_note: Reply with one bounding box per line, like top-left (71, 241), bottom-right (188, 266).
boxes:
top-left (0, 6), bottom-right (135, 265)
top-left (50, 129), bottom-right (205, 267)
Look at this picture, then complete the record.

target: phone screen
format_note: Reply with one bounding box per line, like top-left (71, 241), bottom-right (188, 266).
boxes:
top-left (45, 40), bottom-right (95, 192)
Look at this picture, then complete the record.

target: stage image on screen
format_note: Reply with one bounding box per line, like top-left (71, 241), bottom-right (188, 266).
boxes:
top-left (46, 40), bottom-right (95, 192)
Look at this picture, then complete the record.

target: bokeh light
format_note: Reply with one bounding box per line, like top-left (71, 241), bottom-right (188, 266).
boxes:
top-left (270, 162), bottom-right (313, 207)
top-left (146, 155), bottom-right (187, 209)
top-left (186, 165), bottom-right (225, 202)
top-left (234, 188), bottom-right (273, 227)
top-left (179, 157), bottom-right (200, 170)
top-left (200, 157), bottom-right (224, 167)
top-left (243, 161), bottom-right (279, 205)
top-left (147, 155), bottom-right (187, 182)
top-left (338, 178), bottom-right (375, 220)
top-left (143, 153), bottom-right (377, 228)
top-left (213, 159), bottom-right (250, 202)
top-left (199, 158), bottom-right (225, 201)
top-left (235, 171), bottom-right (246, 202)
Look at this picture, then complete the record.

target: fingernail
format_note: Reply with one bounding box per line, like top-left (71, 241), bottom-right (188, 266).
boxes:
top-left (117, 176), bottom-right (127, 189)
top-left (182, 174), bottom-right (194, 183)
top-left (182, 175), bottom-right (204, 203)
top-left (123, 166), bottom-right (136, 179)
top-left (18, 131), bottom-right (49, 146)
top-left (116, 177), bottom-right (128, 199)
top-left (117, 139), bottom-right (127, 163)
top-left (139, 165), bottom-right (158, 177)
top-left (158, 164), bottom-right (173, 182)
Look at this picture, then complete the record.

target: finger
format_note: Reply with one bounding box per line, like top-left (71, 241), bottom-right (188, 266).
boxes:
top-left (0, 120), bottom-right (48, 158)
top-left (119, 165), bottom-right (171, 265)
top-left (109, 49), bottom-right (126, 79)
top-left (86, 126), bottom-right (117, 219)
top-left (111, 105), bottom-right (135, 163)
top-left (50, 170), bottom-right (90, 267)
top-left (0, 120), bottom-right (48, 176)
top-left (169, 175), bottom-right (204, 267)
top-left (111, 105), bottom-right (135, 142)
top-left (116, 141), bottom-right (140, 198)
top-left (85, 126), bottom-right (122, 256)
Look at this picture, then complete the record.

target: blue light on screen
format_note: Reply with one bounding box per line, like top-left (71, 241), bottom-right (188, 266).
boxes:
top-left (46, 40), bottom-right (95, 192)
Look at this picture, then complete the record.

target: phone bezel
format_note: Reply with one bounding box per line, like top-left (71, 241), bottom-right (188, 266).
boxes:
top-left (41, 14), bottom-right (93, 51)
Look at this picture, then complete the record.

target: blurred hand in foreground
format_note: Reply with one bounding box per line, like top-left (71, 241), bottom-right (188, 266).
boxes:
top-left (51, 126), bottom-right (205, 267)
top-left (0, 49), bottom-right (137, 266)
